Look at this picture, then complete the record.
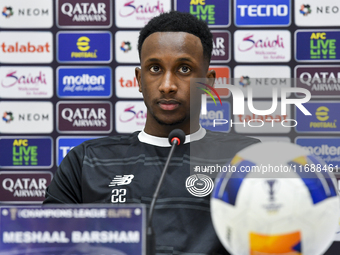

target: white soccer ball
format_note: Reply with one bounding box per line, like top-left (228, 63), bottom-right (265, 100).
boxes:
top-left (211, 142), bottom-right (340, 255)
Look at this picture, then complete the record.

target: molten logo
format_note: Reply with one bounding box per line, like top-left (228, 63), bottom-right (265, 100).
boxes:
top-left (197, 82), bottom-right (222, 116)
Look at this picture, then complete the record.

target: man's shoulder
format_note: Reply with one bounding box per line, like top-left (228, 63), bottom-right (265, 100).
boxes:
top-left (81, 131), bottom-right (140, 148)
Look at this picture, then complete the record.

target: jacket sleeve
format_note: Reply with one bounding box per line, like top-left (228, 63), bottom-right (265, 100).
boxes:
top-left (43, 144), bottom-right (84, 204)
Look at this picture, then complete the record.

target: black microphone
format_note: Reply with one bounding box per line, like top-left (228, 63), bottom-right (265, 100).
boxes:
top-left (147, 129), bottom-right (186, 255)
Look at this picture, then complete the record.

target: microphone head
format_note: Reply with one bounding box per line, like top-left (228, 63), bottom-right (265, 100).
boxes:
top-left (168, 129), bottom-right (186, 146)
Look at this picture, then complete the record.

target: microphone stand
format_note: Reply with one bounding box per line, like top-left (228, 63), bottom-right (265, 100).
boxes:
top-left (146, 134), bottom-right (182, 255)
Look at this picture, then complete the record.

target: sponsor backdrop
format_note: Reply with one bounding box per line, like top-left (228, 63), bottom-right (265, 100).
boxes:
top-left (0, 0), bottom-right (339, 252)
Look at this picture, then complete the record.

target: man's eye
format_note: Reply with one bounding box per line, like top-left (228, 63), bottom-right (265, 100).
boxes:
top-left (150, 66), bottom-right (161, 73)
top-left (179, 66), bottom-right (191, 73)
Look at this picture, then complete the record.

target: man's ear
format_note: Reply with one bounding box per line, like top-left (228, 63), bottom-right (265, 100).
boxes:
top-left (135, 67), bottom-right (142, 92)
top-left (206, 69), bottom-right (216, 88)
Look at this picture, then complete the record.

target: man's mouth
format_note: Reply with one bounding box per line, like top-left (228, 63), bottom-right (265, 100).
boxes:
top-left (158, 100), bottom-right (180, 111)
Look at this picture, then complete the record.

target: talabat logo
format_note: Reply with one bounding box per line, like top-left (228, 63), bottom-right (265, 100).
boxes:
top-left (233, 101), bottom-right (291, 134)
top-left (175, 0), bottom-right (230, 27)
top-left (0, 172), bottom-right (52, 202)
top-left (295, 0), bottom-right (340, 26)
top-left (115, 31), bottom-right (139, 63)
top-left (295, 65), bottom-right (340, 97)
top-left (115, 101), bottom-right (146, 133)
top-left (116, 0), bottom-right (171, 28)
top-left (115, 66), bottom-right (142, 98)
top-left (57, 137), bottom-right (98, 166)
top-left (0, 32), bottom-right (53, 63)
top-left (0, 102), bottom-right (53, 134)
top-left (57, 101), bottom-right (112, 133)
top-left (57, 32), bottom-right (112, 63)
top-left (57, 66), bottom-right (112, 98)
top-left (234, 66), bottom-right (291, 98)
top-left (0, 66), bottom-right (53, 99)
top-left (296, 137), bottom-right (340, 166)
top-left (58, 0), bottom-right (112, 28)
top-left (235, 0), bottom-right (290, 27)
top-left (234, 30), bottom-right (291, 62)
top-left (0, 0), bottom-right (53, 28)
top-left (295, 31), bottom-right (340, 62)
top-left (0, 137), bottom-right (52, 168)
top-left (296, 102), bottom-right (340, 133)
top-left (211, 31), bottom-right (230, 62)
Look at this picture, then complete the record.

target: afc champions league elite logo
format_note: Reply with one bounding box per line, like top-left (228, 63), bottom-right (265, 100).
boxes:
top-left (185, 174), bottom-right (214, 197)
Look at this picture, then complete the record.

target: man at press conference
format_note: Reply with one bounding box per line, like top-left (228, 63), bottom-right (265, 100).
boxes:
top-left (44, 11), bottom-right (259, 254)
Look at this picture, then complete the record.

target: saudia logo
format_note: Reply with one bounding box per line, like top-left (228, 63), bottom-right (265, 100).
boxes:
top-left (1, 70), bottom-right (47, 88)
top-left (12, 139), bottom-right (37, 166)
top-left (310, 32), bottom-right (336, 59)
top-left (119, 0), bottom-right (165, 17)
top-left (310, 106), bottom-right (337, 129)
top-left (119, 105), bottom-right (146, 124)
top-left (71, 37), bottom-right (97, 59)
top-left (238, 35), bottom-right (284, 52)
top-left (189, 0), bottom-right (215, 24)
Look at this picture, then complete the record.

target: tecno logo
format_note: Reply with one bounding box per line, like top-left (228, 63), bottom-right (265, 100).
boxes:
top-left (0, 32), bottom-right (53, 63)
top-left (237, 5), bottom-right (288, 17)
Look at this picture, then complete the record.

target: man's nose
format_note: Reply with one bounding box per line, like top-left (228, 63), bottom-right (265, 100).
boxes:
top-left (159, 71), bottom-right (178, 94)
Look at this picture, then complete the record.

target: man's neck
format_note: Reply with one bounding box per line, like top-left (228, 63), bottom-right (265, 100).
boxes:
top-left (143, 120), bottom-right (200, 137)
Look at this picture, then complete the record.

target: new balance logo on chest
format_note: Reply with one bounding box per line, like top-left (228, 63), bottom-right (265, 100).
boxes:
top-left (109, 174), bottom-right (134, 203)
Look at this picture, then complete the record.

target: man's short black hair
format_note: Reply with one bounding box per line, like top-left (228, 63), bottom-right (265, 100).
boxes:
top-left (138, 11), bottom-right (213, 63)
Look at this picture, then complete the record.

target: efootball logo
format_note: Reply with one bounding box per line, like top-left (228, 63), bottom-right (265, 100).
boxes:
top-left (2, 6), bottom-right (13, 18)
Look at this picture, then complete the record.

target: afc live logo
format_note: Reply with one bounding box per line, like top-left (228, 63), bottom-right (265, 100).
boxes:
top-left (0, 137), bottom-right (53, 168)
top-left (295, 30), bottom-right (340, 62)
top-left (0, 32), bottom-right (53, 63)
top-left (175, 0), bottom-right (230, 27)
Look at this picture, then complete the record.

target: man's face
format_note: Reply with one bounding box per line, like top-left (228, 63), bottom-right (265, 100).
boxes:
top-left (136, 32), bottom-right (214, 134)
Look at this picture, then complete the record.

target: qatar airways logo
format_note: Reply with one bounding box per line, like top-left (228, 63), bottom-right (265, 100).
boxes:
top-left (234, 30), bottom-right (291, 62)
top-left (116, 0), bottom-right (171, 28)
